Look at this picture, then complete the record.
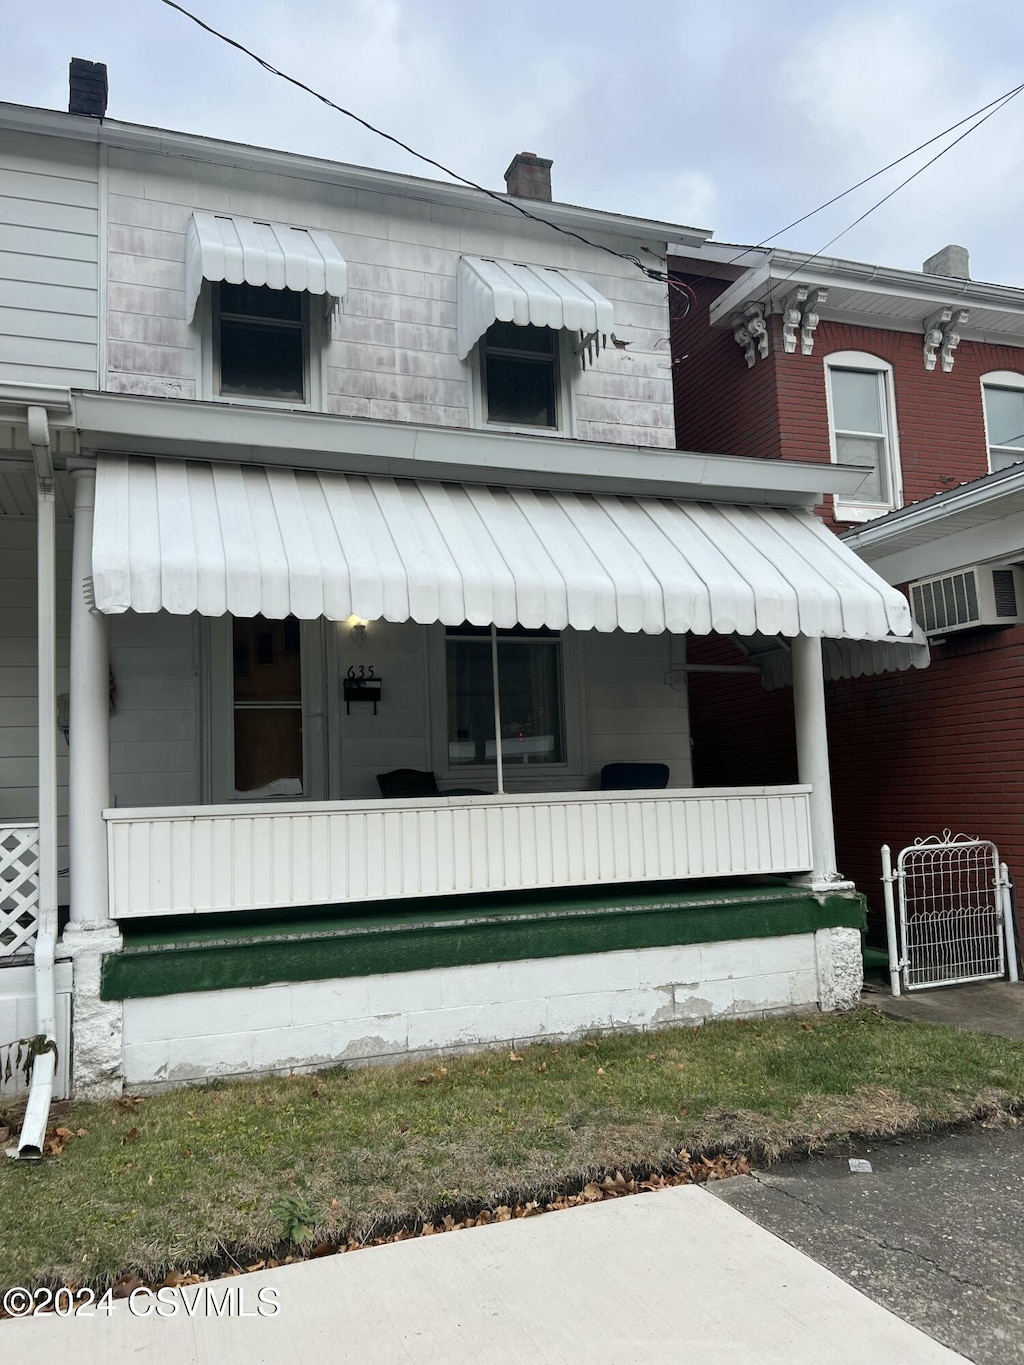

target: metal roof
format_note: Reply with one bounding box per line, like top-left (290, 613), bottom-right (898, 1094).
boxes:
top-left (91, 455), bottom-right (913, 641)
top-left (457, 257), bottom-right (615, 359)
top-left (184, 212), bottom-right (348, 323)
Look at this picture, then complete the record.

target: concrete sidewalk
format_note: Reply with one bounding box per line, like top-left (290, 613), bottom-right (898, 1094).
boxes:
top-left (871, 981), bottom-right (1024, 1040)
top-left (5, 1185), bottom-right (963, 1364)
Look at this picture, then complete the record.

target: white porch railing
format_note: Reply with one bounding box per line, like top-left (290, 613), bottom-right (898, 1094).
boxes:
top-left (104, 786), bottom-right (813, 920)
top-left (0, 824), bottom-right (40, 957)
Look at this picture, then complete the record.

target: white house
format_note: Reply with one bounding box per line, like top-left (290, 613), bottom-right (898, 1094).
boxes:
top-left (0, 64), bottom-right (921, 1142)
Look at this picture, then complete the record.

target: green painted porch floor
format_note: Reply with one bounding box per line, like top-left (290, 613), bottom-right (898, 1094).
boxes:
top-left (102, 878), bottom-right (866, 1000)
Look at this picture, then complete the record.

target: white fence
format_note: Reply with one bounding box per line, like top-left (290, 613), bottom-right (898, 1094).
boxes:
top-left (0, 824), bottom-right (40, 958)
top-left (105, 785), bottom-right (814, 919)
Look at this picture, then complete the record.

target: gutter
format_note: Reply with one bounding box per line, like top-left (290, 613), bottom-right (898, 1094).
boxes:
top-left (5, 391), bottom-right (71, 1159)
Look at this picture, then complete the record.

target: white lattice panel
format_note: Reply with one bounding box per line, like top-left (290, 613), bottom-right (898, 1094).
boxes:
top-left (0, 825), bottom-right (40, 958)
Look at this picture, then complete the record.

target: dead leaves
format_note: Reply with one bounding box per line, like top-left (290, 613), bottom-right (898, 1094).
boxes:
top-left (416, 1065), bottom-right (448, 1086)
top-left (42, 1126), bottom-right (77, 1156)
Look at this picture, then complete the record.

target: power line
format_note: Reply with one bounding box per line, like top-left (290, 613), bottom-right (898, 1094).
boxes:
top-left (756, 82), bottom-right (1024, 309)
top-left (703, 78), bottom-right (1024, 284)
top-left (157, 0), bottom-right (696, 313)
top-left (671, 79), bottom-right (1024, 369)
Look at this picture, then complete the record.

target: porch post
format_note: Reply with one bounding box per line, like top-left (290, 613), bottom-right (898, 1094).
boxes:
top-left (67, 467), bottom-right (111, 926)
top-left (63, 464), bottom-right (123, 1099)
top-left (791, 634), bottom-right (848, 889)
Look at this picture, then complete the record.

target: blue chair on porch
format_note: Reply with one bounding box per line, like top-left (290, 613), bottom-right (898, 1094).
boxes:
top-left (599, 762), bottom-right (670, 791)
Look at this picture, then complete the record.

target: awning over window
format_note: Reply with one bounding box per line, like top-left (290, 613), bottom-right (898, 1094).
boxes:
top-left (457, 256), bottom-right (615, 359)
top-left (92, 455), bottom-right (913, 642)
top-left (185, 212), bottom-right (348, 323)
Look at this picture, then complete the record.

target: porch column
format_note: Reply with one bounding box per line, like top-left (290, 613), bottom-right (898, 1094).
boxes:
top-left (67, 467), bottom-right (110, 926)
top-left (64, 465), bottom-right (123, 1099)
top-left (791, 634), bottom-right (848, 889)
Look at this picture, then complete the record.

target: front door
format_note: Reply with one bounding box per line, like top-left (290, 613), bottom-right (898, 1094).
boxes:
top-left (208, 615), bottom-right (326, 802)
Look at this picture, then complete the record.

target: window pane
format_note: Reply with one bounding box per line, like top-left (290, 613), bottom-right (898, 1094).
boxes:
top-left (496, 641), bottom-right (563, 765)
top-left (233, 617), bottom-right (301, 702)
top-left (984, 386), bottom-right (1024, 450)
top-left (446, 639), bottom-right (494, 765)
top-left (446, 637), bottom-right (564, 766)
top-left (484, 354), bottom-right (556, 426)
top-left (234, 708), bottom-right (303, 796)
top-left (220, 282), bottom-right (302, 322)
top-left (831, 368), bottom-right (884, 434)
top-left (220, 320), bottom-right (304, 400)
top-left (835, 433), bottom-right (888, 502)
top-left (485, 321), bottom-right (555, 354)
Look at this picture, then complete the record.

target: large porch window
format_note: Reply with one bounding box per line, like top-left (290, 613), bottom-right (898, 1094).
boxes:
top-left (445, 625), bottom-right (565, 768)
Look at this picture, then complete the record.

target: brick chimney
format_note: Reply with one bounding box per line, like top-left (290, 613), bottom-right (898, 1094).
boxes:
top-left (68, 58), bottom-right (108, 118)
top-left (922, 244), bottom-right (970, 279)
top-left (504, 152), bottom-right (553, 202)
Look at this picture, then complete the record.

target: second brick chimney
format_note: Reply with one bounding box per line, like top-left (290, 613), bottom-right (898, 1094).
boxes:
top-left (69, 58), bottom-right (108, 118)
top-left (504, 152), bottom-right (553, 201)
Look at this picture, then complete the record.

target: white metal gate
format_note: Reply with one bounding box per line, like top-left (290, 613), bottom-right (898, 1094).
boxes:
top-left (882, 832), bottom-right (1020, 995)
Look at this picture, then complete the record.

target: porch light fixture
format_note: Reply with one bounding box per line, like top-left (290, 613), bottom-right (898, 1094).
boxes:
top-left (346, 615), bottom-right (369, 647)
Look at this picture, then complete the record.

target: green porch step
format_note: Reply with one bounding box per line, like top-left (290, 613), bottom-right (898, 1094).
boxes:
top-left (101, 878), bottom-right (867, 1001)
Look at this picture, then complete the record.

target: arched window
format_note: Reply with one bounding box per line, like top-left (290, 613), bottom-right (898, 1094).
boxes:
top-left (981, 371), bottom-right (1024, 472)
top-left (823, 352), bottom-right (901, 522)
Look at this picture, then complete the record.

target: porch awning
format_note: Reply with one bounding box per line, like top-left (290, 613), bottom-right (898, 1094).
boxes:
top-left (457, 256), bottom-right (614, 359)
top-left (185, 212), bottom-right (348, 323)
top-left (91, 455), bottom-right (913, 641)
top-left (737, 629), bottom-right (930, 689)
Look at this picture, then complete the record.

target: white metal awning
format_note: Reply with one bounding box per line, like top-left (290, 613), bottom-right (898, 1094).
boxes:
top-left (737, 629), bottom-right (930, 689)
top-left (457, 256), bottom-right (615, 359)
top-left (184, 212), bottom-right (348, 323)
top-left (91, 455), bottom-right (914, 640)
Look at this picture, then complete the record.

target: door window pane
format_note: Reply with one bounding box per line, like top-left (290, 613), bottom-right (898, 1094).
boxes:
top-left (232, 616), bottom-right (304, 797)
top-left (446, 630), bottom-right (564, 766)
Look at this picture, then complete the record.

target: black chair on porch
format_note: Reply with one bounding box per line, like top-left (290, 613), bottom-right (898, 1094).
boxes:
top-left (376, 769), bottom-right (487, 798)
top-left (599, 762), bottom-right (670, 791)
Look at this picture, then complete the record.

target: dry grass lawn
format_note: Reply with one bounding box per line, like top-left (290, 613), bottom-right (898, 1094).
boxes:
top-left (2, 1006), bottom-right (1023, 1291)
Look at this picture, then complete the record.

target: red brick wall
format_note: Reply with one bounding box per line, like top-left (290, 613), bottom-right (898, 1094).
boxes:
top-left (671, 274), bottom-right (785, 460)
top-left (670, 291), bottom-right (1024, 512)
top-left (686, 635), bottom-right (797, 787)
top-left (828, 625), bottom-right (1024, 925)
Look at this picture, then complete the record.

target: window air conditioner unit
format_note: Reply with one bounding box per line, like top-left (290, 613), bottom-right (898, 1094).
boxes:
top-left (909, 564), bottom-right (1024, 636)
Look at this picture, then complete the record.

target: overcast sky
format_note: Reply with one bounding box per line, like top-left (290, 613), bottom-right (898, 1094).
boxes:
top-left (5, 0), bottom-right (1024, 284)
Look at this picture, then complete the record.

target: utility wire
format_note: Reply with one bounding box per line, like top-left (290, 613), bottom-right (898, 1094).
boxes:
top-left (157, 0), bottom-right (696, 312)
top-left (755, 81), bottom-right (1024, 310)
top-left (694, 77), bottom-right (1024, 285)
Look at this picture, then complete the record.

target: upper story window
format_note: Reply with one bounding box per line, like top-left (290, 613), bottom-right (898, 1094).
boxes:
top-left (456, 255), bottom-right (614, 437)
top-left (216, 284), bottom-right (307, 402)
top-left (185, 211), bottom-right (347, 410)
top-left (481, 322), bottom-right (559, 428)
top-left (982, 372), bottom-right (1024, 471)
top-left (824, 352), bottom-right (901, 522)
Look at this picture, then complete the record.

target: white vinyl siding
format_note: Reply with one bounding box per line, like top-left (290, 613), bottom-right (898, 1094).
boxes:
top-left (101, 147), bottom-right (674, 443)
top-left (0, 131), bottom-right (99, 386)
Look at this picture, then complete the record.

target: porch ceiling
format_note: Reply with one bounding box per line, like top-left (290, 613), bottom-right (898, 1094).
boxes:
top-left (91, 453), bottom-right (913, 640)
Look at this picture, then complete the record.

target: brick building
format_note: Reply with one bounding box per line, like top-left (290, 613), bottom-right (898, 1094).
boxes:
top-left (668, 239), bottom-right (1024, 934)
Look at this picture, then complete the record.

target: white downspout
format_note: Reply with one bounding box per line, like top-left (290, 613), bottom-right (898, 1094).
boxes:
top-left (12, 406), bottom-right (59, 1160)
